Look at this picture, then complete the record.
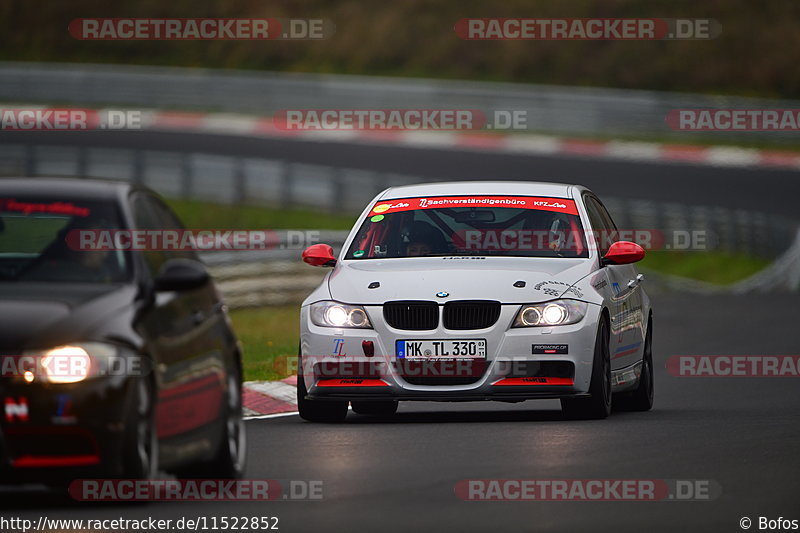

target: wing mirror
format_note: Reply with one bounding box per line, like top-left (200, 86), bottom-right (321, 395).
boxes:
top-left (601, 241), bottom-right (645, 266)
top-left (154, 259), bottom-right (211, 291)
top-left (302, 244), bottom-right (337, 267)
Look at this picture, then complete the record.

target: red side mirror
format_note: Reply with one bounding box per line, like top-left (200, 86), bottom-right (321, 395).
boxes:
top-left (302, 244), bottom-right (337, 267)
top-left (602, 241), bottom-right (645, 265)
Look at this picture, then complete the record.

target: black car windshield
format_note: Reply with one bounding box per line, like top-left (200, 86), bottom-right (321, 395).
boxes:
top-left (345, 195), bottom-right (589, 259)
top-left (0, 196), bottom-right (130, 283)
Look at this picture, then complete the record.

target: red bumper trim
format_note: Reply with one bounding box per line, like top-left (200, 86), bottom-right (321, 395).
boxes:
top-left (492, 377), bottom-right (574, 386)
top-left (12, 454), bottom-right (101, 468)
top-left (316, 378), bottom-right (389, 387)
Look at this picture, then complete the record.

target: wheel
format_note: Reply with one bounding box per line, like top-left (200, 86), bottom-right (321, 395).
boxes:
top-left (351, 401), bottom-right (398, 416)
top-left (186, 369), bottom-right (247, 479)
top-left (123, 378), bottom-right (158, 479)
top-left (561, 317), bottom-right (612, 420)
top-left (297, 356), bottom-right (348, 423)
top-left (616, 318), bottom-right (654, 412)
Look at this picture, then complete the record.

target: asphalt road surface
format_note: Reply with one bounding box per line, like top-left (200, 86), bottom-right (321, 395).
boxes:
top-left (3, 291), bottom-right (799, 532)
top-left (2, 133), bottom-right (798, 532)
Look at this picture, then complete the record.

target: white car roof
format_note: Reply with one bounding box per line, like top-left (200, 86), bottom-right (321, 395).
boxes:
top-left (377, 181), bottom-right (583, 200)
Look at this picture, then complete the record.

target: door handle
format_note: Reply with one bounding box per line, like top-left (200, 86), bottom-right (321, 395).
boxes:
top-left (627, 274), bottom-right (645, 288)
top-left (191, 311), bottom-right (206, 325)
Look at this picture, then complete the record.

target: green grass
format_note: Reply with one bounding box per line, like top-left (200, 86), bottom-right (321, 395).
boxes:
top-left (166, 199), bottom-right (356, 231)
top-left (638, 251), bottom-right (770, 285)
top-left (229, 306), bottom-right (300, 382)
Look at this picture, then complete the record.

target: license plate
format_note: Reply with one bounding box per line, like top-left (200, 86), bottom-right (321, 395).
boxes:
top-left (396, 339), bottom-right (486, 359)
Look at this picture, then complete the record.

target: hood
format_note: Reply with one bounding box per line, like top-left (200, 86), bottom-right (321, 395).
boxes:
top-left (0, 283), bottom-right (136, 352)
top-left (327, 257), bottom-right (596, 305)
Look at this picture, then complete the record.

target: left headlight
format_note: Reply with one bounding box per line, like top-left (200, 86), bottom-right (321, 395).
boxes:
top-left (22, 342), bottom-right (119, 384)
top-left (310, 301), bottom-right (372, 329)
top-left (512, 300), bottom-right (588, 327)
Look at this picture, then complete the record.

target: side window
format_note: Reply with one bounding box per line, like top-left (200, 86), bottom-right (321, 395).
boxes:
top-left (130, 193), bottom-right (167, 279)
top-left (594, 198), bottom-right (619, 233)
top-left (130, 193), bottom-right (196, 279)
top-left (149, 197), bottom-right (198, 261)
top-left (583, 195), bottom-right (616, 255)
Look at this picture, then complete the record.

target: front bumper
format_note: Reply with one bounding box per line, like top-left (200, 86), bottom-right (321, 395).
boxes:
top-left (300, 303), bottom-right (601, 402)
top-left (0, 375), bottom-right (133, 484)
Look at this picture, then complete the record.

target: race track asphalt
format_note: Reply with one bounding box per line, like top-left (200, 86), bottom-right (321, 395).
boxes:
top-left (4, 292), bottom-right (799, 532)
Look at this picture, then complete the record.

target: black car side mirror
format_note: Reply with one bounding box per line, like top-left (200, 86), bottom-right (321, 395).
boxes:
top-left (154, 259), bottom-right (210, 292)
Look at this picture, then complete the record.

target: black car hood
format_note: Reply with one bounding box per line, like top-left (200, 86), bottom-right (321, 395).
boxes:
top-left (0, 283), bottom-right (137, 352)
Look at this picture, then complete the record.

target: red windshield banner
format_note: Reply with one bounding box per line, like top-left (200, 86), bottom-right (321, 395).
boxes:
top-left (369, 196), bottom-right (579, 216)
top-left (0, 198), bottom-right (90, 217)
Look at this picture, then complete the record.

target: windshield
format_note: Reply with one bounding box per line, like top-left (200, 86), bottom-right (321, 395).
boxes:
top-left (345, 195), bottom-right (588, 259)
top-left (0, 196), bottom-right (130, 283)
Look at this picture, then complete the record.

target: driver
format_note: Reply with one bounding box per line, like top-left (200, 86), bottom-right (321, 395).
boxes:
top-left (404, 221), bottom-right (447, 256)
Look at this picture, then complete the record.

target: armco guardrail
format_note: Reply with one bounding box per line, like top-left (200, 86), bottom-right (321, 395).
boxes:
top-left (200, 225), bottom-right (800, 308)
top-left (2, 143), bottom-right (795, 263)
top-left (1, 62), bottom-right (799, 142)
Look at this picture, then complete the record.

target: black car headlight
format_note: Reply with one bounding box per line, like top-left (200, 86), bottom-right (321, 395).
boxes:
top-left (310, 301), bottom-right (372, 329)
top-left (20, 342), bottom-right (143, 384)
top-left (512, 300), bottom-right (588, 327)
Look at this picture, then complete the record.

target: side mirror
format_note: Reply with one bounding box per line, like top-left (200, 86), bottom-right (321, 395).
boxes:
top-left (154, 259), bottom-right (210, 291)
top-left (302, 244), bottom-right (337, 267)
top-left (602, 241), bottom-right (645, 266)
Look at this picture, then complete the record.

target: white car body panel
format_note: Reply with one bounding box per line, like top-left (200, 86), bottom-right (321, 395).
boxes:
top-left (300, 181), bottom-right (651, 402)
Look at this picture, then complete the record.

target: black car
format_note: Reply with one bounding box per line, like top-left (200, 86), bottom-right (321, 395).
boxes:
top-left (0, 177), bottom-right (245, 485)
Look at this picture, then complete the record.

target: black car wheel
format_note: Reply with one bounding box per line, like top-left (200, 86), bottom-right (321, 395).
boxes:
top-left (297, 356), bottom-right (348, 423)
top-left (187, 369), bottom-right (247, 479)
top-left (615, 318), bottom-right (654, 412)
top-left (123, 378), bottom-right (158, 479)
top-left (561, 316), bottom-right (612, 420)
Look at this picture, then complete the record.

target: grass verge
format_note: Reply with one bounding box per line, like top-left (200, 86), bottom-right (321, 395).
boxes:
top-left (166, 198), bottom-right (356, 230)
top-left (229, 305), bottom-right (299, 382)
top-left (638, 251), bottom-right (770, 285)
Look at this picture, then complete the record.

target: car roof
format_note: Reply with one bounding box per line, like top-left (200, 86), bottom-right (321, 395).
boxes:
top-left (0, 177), bottom-right (140, 201)
top-left (377, 181), bottom-right (582, 200)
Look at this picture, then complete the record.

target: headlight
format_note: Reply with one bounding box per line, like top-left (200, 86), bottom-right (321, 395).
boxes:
top-left (22, 342), bottom-right (122, 384)
top-left (512, 300), bottom-right (588, 327)
top-left (310, 301), bottom-right (372, 329)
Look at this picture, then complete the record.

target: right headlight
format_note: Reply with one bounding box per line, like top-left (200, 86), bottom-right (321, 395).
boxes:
top-left (310, 301), bottom-right (373, 329)
top-left (512, 300), bottom-right (588, 327)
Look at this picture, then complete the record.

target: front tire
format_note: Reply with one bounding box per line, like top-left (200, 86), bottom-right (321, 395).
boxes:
top-left (616, 318), bottom-right (654, 412)
top-left (297, 356), bottom-right (348, 423)
top-left (182, 369), bottom-right (247, 479)
top-left (561, 317), bottom-right (612, 420)
top-left (122, 378), bottom-right (158, 479)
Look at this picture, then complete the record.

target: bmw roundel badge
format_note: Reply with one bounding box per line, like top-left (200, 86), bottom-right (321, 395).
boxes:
top-left (436, 291), bottom-right (449, 298)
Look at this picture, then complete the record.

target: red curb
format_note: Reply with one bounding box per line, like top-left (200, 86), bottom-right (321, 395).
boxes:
top-left (281, 375), bottom-right (298, 386)
top-left (131, 108), bottom-right (800, 170)
top-left (242, 388), bottom-right (296, 416)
